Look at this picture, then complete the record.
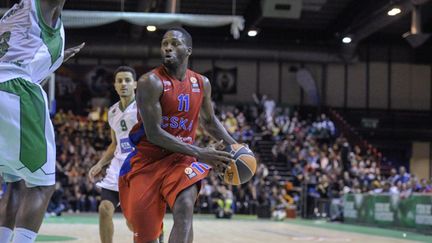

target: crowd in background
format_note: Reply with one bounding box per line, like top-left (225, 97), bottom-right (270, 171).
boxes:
top-left (50, 109), bottom-right (110, 213)
top-left (1, 94), bottom-right (431, 220)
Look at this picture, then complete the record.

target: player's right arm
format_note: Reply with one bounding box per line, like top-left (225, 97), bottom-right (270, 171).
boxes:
top-left (136, 73), bottom-right (232, 168)
top-left (88, 129), bottom-right (117, 181)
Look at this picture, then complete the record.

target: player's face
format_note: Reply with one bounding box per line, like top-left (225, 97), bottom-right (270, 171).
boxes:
top-left (161, 31), bottom-right (191, 67)
top-left (114, 72), bottom-right (136, 98)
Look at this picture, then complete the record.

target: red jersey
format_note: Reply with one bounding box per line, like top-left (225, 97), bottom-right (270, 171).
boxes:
top-left (128, 65), bottom-right (204, 163)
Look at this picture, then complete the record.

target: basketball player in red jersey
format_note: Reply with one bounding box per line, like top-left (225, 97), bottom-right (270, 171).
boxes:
top-left (119, 27), bottom-right (237, 243)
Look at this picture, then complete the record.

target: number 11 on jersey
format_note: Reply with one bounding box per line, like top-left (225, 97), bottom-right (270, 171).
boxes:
top-left (177, 94), bottom-right (190, 112)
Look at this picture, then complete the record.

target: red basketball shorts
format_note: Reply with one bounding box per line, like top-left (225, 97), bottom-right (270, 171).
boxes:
top-left (119, 151), bottom-right (210, 242)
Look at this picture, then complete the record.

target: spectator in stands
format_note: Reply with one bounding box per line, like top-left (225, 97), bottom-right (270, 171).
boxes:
top-left (271, 187), bottom-right (289, 221)
top-left (418, 178), bottom-right (432, 193)
top-left (292, 166), bottom-right (305, 191)
top-left (88, 106), bottom-right (102, 121)
top-left (387, 168), bottom-right (398, 185)
top-left (283, 182), bottom-right (296, 205)
top-left (197, 179), bottom-right (214, 213)
top-left (317, 175), bottom-right (330, 199)
top-left (253, 93), bottom-right (275, 126)
top-left (263, 96), bottom-right (276, 125)
top-left (306, 148), bottom-right (320, 169)
top-left (381, 181), bottom-right (391, 193)
top-left (399, 182), bottom-right (412, 199)
top-left (410, 176), bottom-right (421, 192)
top-left (236, 111), bottom-right (247, 128)
top-left (54, 109), bottom-right (67, 125)
top-left (396, 166), bottom-right (411, 184)
top-left (224, 112), bottom-right (238, 134)
top-left (369, 180), bottom-right (383, 194)
top-left (240, 125), bottom-right (254, 143)
top-left (271, 141), bottom-right (287, 163)
top-left (390, 181), bottom-right (400, 194)
top-left (254, 159), bottom-right (269, 183)
top-left (213, 185), bottom-right (234, 219)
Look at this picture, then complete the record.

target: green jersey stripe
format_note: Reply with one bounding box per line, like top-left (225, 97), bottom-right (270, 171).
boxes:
top-left (35, 0), bottom-right (63, 65)
top-left (0, 78), bottom-right (47, 172)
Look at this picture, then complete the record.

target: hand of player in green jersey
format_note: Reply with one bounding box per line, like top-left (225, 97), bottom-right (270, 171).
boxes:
top-left (63, 42), bottom-right (85, 63)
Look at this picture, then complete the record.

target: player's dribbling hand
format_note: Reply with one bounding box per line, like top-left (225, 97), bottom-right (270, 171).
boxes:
top-left (197, 145), bottom-right (232, 173)
top-left (88, 163), bottom-right (102, 182)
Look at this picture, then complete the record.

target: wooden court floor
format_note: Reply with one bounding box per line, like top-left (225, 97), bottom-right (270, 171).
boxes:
top-left (38, 214), bottom-right (431, 243)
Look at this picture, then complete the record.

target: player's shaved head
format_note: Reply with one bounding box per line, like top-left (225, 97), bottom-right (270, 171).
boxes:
top-left (165, 27), bottom-right (192, 48)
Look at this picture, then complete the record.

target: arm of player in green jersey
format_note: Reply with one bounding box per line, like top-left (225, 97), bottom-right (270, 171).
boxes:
top-left (63, 43), bottom-right (85, 63)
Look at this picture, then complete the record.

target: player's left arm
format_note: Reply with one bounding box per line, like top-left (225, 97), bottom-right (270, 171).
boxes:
top-left (199, 75), bottom-right (237, 146)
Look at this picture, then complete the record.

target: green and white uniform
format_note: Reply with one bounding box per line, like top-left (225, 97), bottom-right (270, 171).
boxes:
top-left (0, 0), bottom-right (64, 186)
top-left (97, 101), bottom-right (137, 192)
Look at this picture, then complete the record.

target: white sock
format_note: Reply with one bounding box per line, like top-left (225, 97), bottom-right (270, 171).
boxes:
top-left (0, 226), bottom-right (13, 243)
top-left (12, 228), bottom-right (37, 243)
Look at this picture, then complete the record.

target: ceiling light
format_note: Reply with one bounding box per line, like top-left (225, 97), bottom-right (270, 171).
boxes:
top-left (247, 30), bottom-right (258, 37)
top-left (387, 7), bottom-right (401, 16)
top-left (146, 25), bottom-right (157, 32)
top-left (342, 36), bottom-right (352, 44)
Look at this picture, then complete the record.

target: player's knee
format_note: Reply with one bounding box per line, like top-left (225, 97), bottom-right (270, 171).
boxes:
top-left (174, 195), bottom-right (195, 213)
top-left (98, 200), bottom-right (115, 218)
top-left (173, 196), bottom-right (195, 222)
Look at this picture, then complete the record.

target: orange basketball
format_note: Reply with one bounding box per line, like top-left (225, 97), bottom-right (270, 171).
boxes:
top-left (223, 144), bottom-right (256, 185)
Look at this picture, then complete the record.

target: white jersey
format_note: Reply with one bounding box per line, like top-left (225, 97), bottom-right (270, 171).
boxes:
top-left (109, 101), bottom-right (138, 161)
top-left (0, 0), bottom-right (65, 83)
top-left (0, 0), bottom-right (64, 186)
top-left (97, 100), bottom-right (137, 191)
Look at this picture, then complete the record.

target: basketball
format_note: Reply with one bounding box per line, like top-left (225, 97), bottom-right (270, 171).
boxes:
top-left (223, 144), bottom-right (257, 185)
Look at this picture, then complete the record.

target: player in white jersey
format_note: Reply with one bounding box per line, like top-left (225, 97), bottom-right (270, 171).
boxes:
top-left (0, 1), bottom-right (84, 243)
top-left (88, 66), bottom-right (138, 243)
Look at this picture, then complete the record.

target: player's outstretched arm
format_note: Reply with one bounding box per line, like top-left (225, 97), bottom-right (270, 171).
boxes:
top-left (199, 75), bottom-right (237, 146)
top-left (88, 129), bottom-right (116, 181)
top-left (136, 73), bottom-right (232, 168)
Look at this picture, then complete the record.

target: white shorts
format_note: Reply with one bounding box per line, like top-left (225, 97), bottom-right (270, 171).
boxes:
top-left (0, 78), bottom-right (55, 187)
top-left (96, 157), bottom-right (123, 192)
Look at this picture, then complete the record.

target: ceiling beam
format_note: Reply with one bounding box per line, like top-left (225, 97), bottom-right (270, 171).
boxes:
top-left (338, 0), bottom-right (431, 44)
top-left (326, 0), bottom-right (377, 36)
top-left (332, 0), bottom-right (431, 60)
top-left (77, 42), bottom-right (346, 63)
